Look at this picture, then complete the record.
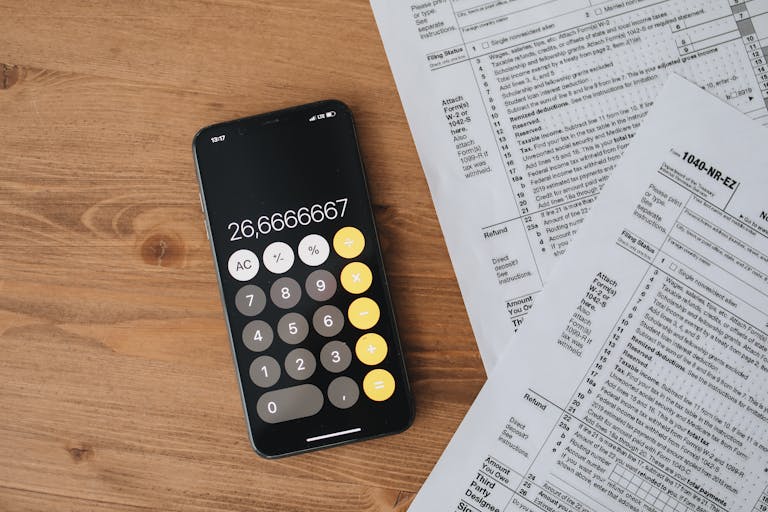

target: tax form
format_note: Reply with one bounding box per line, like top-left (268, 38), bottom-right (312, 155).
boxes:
top-left (408, 75), bottom-right (768, 512)
top-left (371, 0), bottom-right (768, 370)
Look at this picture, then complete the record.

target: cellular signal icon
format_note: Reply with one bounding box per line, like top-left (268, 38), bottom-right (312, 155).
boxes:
top-left (309, 111), bottom-right (336, 122)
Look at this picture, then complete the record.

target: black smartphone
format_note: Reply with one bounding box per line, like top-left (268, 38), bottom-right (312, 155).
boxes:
top-left (192, 100), bottom-right (414, 458)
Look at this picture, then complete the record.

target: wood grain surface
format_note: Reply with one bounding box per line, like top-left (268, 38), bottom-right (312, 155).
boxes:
top-left (0, 1), bottom-right (485, 511)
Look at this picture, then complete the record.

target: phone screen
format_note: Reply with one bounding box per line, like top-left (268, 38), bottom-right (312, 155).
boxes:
top-left (193, 101), bottom-right (413, 457)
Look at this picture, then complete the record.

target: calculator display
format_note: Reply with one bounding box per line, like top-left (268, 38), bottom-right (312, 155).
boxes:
top-left (193, 101), bottom-right (414, 458)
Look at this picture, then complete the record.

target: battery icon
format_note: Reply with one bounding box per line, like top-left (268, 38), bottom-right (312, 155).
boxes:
top-left (326, 110), bottom-right (336, 118)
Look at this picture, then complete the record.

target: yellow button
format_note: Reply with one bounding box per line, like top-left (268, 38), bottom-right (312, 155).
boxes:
top-left (333, 227), bottom-right (365, 259)
top-left (348, 297), bottom-right (380, 330)
top-left (340, 262), bottom-right (373, 294)
top-left (356, 333), bottom-right (388, 366)
top-left (363, 368), bottom-right (395, 401)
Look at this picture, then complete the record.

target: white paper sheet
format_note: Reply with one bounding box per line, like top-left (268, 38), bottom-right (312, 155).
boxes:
top-left (408, 75), bottom-right (768, 512)
top-left (371, 0), bottom-right (768, 370)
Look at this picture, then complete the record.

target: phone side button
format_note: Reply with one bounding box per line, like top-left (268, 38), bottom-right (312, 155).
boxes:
top-left (256, 384), bottom-right (324, 424)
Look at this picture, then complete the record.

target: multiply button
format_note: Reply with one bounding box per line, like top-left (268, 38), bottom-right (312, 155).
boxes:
top-left (256, 384), bottom-right (324, 423)
top-left (340, 262), bottom-right (372, 294)
top-left (355, 333), bottom-right (387, 366)
top-left (348, 297), bottom-right (380, 330)
top-left (228, 249), bottom-right (259, 281)
top-left (333, 227), bottom-right (365, 259)
top-left (363, 368), bottom-right (395, 402)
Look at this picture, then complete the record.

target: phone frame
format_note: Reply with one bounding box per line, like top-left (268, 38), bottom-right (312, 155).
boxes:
top-left (192, 100), bottom-right (415, 458)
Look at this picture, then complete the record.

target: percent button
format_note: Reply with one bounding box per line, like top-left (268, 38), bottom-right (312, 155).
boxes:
top-left (298, 234), bottom-right (329, 266)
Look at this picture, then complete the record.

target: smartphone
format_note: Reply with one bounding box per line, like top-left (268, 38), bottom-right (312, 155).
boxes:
top-left (192, 100), bottom-right (414, 458)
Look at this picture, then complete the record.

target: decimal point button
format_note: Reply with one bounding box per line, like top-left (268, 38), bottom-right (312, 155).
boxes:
top-left (328, 376), bottom-right (359, 409)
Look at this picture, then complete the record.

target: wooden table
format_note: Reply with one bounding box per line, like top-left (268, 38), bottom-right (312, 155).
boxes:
top-left (0, 2), bottom-right (485, 510)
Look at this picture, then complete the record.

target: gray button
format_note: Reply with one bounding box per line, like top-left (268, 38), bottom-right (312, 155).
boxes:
top-left (320, 340), bottom-right (352, 373)
top-left (327, 377), bottom-right (359, 409)
top-left (313, 305), bottom-right (344, 337)
top-left (249, 355), bottom-right (280, 388)
top-left (270, 277), bottom-right (301, 309)
top-left (284, 348), bottom-right (316, 381)
top-left (242, 320), bottom-right (273, 352)
top-left (256, 384), bottom-right (324, 423)
top-left (277, 312), bottom-right (309, 344)
top-left (235, 285), bottom-right (266, 316)
top-left (305, 269), bottom-right (337, 301)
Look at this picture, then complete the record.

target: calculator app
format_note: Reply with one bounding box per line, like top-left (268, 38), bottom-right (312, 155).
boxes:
top-left (193, 101), bottom-right (414, 457)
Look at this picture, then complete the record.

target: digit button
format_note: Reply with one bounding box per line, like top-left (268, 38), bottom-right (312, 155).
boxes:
top-left (284, 348), bottom-right (316, 381)
top-left (305, 269), bottom-right (337, 301)
top-left (320, 340), bottom-right (352, 373)
top-left (242, 320), bottom-right (273, 352)
top-left (250, 356), bottom-right (280, 388)
top-left (256, 384), bottom-right (324, 423)
top-left (313, 305), bottom-right (344, 337)
top-left (277, 312), bottom-right (309, 344)
top-left (235, 285), bottom-right (266, 316)
top-left (270, 277), bottom-right (301, 309)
